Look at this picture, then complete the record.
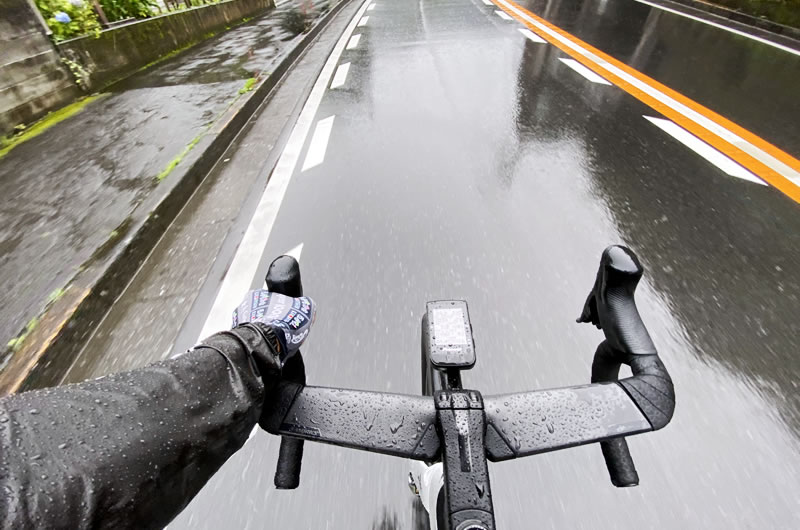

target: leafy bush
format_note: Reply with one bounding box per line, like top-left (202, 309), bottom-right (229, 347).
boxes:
top-left (35, 0), bottom-right (101, 41)
top-left (35, 0), bottom-right (160, 41)
top-left (99, 0), bottom-right (158, 22)
top-left (281, 7), bottom-right (311, 36)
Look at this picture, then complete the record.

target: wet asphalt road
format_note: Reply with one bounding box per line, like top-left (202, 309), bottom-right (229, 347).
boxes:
top-left (71, 0), bottom-right (800, 527)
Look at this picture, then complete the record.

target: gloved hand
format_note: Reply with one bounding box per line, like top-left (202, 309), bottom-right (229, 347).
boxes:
top-left (233, 290), bottom-right (316, 363)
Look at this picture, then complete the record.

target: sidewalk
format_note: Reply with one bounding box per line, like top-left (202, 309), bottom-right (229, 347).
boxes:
top-left (0, 1), bottom-right (328, 377)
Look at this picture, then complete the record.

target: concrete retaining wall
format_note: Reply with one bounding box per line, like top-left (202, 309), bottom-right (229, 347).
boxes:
top-left (58, 0), bottom-right (276, 91)
top-left (0, 0), bottom-right (80, 136)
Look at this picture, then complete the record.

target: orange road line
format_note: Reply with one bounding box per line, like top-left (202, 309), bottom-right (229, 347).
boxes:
top-left (493, 0), bottom-right (800, 203)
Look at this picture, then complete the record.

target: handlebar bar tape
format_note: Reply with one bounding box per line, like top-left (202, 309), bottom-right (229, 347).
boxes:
top-left (272, 342), bottom-right (306, 489)
top-left (619, 354), bottom-right (673, 431)
top-left (591, 345), bottom-right (675, 487)
top-left (275, 436), bottom-right (305, 489)
top-left (600, 438), bottom-right (639, 487)
top-left (591, 342), bottom-right (640, 487)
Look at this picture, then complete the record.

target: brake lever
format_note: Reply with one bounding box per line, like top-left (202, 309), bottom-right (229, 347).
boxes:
top-left (578, 246), bottom-right (656, 354)
top-left (265, 255), bottom-right (306, 490)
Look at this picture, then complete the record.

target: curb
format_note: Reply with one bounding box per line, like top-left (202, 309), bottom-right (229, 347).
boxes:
top-left (0, 0), bottom-right (353, 395)
top-left (649, 0), bottom-right (800, 47)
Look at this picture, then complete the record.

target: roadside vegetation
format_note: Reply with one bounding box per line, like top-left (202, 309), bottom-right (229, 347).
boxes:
top-left (709, 0), bottom-right (799, 28)
top-left (34, 0), bottom-right (225, 42)
top-left (0, 95), bottom-right (104, 159)
top-left (35, 0), bottom-right (103, 41)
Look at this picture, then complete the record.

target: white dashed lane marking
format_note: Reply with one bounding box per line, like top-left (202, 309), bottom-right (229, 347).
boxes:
top-left (518, 28), bottom-right (546, 43)
top-left (558, 58), bottom-right (612, 85)
top-left (644, 116), bottom-right (766, 185)
top-left (302, 116), bottom-right (336, 172)
top-left (330, 62), bottom-right (350, 89)
top-left (347, 34), bottom-right (361, 49)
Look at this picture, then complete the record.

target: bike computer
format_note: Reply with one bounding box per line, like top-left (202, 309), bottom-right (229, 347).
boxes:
top-left (422, 300), bottom-right (475, 369)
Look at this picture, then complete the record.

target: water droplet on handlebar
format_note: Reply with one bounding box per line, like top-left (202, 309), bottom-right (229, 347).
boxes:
top-left (390, 416), bottom-right (405, 434)
top-left (475, 482), bottom-right (485, 497)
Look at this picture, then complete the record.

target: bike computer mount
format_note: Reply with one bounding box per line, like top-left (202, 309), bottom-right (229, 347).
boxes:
top-left (423, 300), bottom-right (476, 370)
top-left (263, 246), bottom-right (675, 530)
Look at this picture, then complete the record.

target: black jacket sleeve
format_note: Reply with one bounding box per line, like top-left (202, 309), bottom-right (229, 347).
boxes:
top-left (0, 324), bottom-right (278, 530)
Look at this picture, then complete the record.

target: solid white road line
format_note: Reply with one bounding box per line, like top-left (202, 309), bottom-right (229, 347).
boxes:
top-left (347, 34), bottom-right (361, 49)
top-left (559, 58), bottom-right (612, 85)
top-left (495, 0), bottom-right (800, 186)
top-left (481, 0), bottom-right (494, 5)
top-left (644, 116), bottom-right (766, 185)
top-left (635, 0), bottom-right (800, 57)
top-left (330, 62), bottom-right (351, 89)
top-left (358, 15), bottom-right (369, 27)
top-left (518, 28), bottom-right (546, 43)
top-left (302, 116), bottom-right (335, 171)
top-left (197, 0), bottom-right (372, 339)
top-left (495, 10), bottom-right (512, 20)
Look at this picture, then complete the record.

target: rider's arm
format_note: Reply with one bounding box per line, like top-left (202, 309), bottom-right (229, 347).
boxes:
top-left (0, 323), bottom-right (277, 530)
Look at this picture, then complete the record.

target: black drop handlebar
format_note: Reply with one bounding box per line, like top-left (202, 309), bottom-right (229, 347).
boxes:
top-left (262, 246), bottom-right (675, 528)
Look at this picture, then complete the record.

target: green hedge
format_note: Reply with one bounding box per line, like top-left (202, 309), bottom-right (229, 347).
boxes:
top-left (713, 0), bottom-right (800, 28)
top-left (98, 0), bottom-right (158, 22)
top-left (35, 0), bottom-right (160, 42)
